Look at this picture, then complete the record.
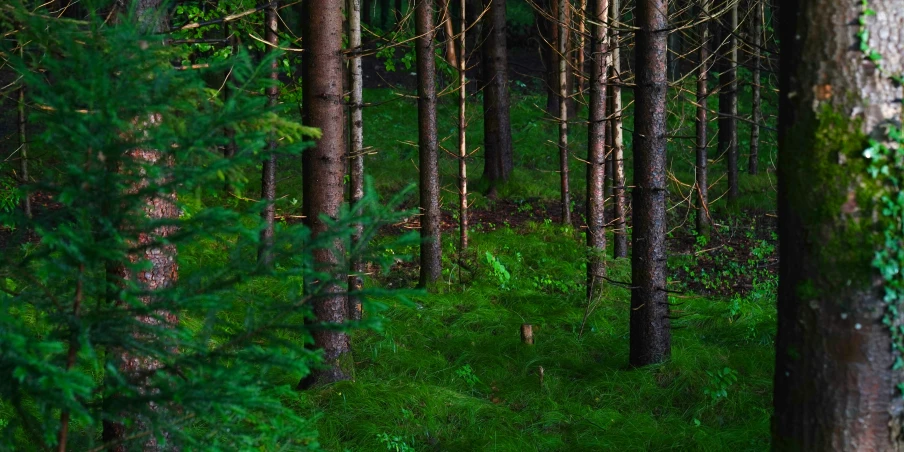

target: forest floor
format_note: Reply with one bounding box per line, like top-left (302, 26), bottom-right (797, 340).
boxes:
top-left (202, 81), bottom-right (780, 450)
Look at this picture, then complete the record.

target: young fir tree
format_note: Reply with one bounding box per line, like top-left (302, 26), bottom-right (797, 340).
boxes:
top-left (0, 4), bottom-right (413, 449)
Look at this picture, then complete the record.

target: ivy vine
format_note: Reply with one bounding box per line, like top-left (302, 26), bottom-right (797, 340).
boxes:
top-left (858, 0), bottom-right (904, 393)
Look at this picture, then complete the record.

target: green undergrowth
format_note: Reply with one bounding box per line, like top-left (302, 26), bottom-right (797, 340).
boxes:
top-left (276, 222), bottom-right (776, 451)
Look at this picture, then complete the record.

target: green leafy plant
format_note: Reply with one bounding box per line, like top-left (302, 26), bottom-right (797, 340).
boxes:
top-left (484, 251), bottom-right (511, 290)
top-left (703, 367), bottom-right (739, 403)
top-left (377, 432), bottom-right (416, 452)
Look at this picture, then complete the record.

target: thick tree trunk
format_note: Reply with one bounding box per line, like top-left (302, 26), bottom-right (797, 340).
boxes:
top-left (300, 0), bottom-right (352, 387)
top-left (630, 0), bottom-right (670, 367)
top-left (415, 0), bottom-right (442, 286)
top-left (718, 0), bottom-right (738, 203)
top-left (695, 0), bottom-right (711, 238)
top-left (609, 0), bottom-right (627, 258)
top-left (773, 0), bottom-right (904, 449)
top-left (259, 1), bottom-right (279, 265)
top-left (481, 0), bottom-right (513, 190)
top-left (348, 0), bottom-right (365, 321)
top-left (557, 0), bottom-right (571, 224)
top-left (748, 0), bottom-right (761, 175)
top-left (586, 0), bottom-right (608, 300)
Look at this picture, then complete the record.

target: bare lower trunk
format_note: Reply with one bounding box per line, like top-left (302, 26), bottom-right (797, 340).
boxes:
top-left (259, 2), bottom-right (279, 265)
top-left (586, 0), bottom-right (608, 300)
top-left (719, 0), bottom-right (738, 203)
top-left (773, 0), bottom-right (904, 449)
top-left (557, 0), bottom-right (571, 225)
top-left (748, 0), bottom-right (762, 175)
top-left (415, 0), bottom-right (442, 286)
top-left (299, 0), bottom-right (352, 387)
top-left (458, 0), bottom-right (468, 253)
top-left (17, 52), bottom-right (31, 219)
top-left (481, 0), bottom-right (513, 190)
top-left (630, 0), bottom-right (670, 367)
top-left (695, 0), bottom-right (711, 238)
top-left (348, 0), bottom-right (365, 321)
top-left (609, 0), bottom-right (627, 258)
top-left (576, 0), bottom-right (587, 94)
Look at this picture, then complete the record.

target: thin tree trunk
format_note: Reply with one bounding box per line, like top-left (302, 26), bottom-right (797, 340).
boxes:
top-left (748, 0), bottom-right (761, 175)
top-left (773, 0), bottom-right (904, 449)
top-left (259, 1), bottom-right (279, 265)
top-left (17, 41), bottom-right (31, 219)
top-left (348, 0), bottom-right (365, 321)
top-left (481, 0), bottom-right (513, 191)
top-left (299, 0), bottom-right (352, 387)
top-left (719, 0), bottom-right (738, 203)
top-left (439, 0), bottom-right (458, 68)
top-left (695, 0), bottom-right (711, 238)
top-left (223, 22), bottom-right (238, 194)
top-left (557, 0), bottom-right (571, 224)
top-left (415, 0), bottom-right (442, 286)
top-left (395, 0), bottom-right (403, 23)
top-left (363, 0), bottom-right (373, 24)
top-left (458, 0), bottom-right (468, 253)
top-left (609, 0), bottom-right (627, 258)
top-left (586, 0), bottom-right (608, 300)
top-left (630, 0), bottom-right (670, 367)
top-left (576, 0), bottom-right (587, 94)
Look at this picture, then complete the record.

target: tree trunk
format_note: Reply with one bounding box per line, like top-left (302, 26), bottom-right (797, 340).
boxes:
top-left (540, 0), bottom-right (574, 116)
top-left (630, 0), bottom-right (670, 367)
top-left (557, 0), bottom-right (571, 224)
top-left (748, 0), bottom-right (761, 175)
top-left (415, 0), bottom-right (442, 286)
top-left (363, 0), bottom-right (373, 25)
top-left (695, 0), bottom-right (711, 238)
top-left (586, 0), bottom-right (608, 300)
top-left (17, 42), bottom-right (31, 219)
top-left (439, 0), bottom-right (458, 68)
top-left (458, 0), bottom-right (468, 253)
top-left (773, 0), bottom-right (904, 449)
top-left (718, 0), bottom-right (738, 203)
top-left (259, 1), bottom-right (279, 266)
top-left (299, 0), bottom-right (352, 387)
top-left (576, 0), bottom-right (587, 94)
top-left (395, 0), bottom-right (403, 23)
top-left (348, 0), bottom-right (365, 321)
top-left (380, 0), bottom-right (390, 27)
top-left (609, 0), bottom-right (628, 259)
top-left (481, 0), bottom-right (513, 190)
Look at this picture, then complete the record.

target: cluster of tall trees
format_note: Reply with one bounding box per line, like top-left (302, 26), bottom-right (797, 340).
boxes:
top-left (4, 0), bottom-right (904, 448)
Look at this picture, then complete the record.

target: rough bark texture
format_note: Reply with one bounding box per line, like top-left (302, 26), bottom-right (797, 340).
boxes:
top-left (458, 0), bottom-right (468, 253)
top-left (300, 0), bottom-right (352, 386)
top-left (414, 0), bottom-right (443, 286)
top-left (695, 0), bottom-right (711, 238)
top-left (348, 0), bottom-right (365, 321)
top-left (773, 0), bottom-right (904, 449)
top-left (557, 0), bottom-right (571, 225)
top-left (748, 0), bottom-right (761, 175)
top-left (259, 1), bottom-right (279, 265)
top-left (630, 0), bottom-right (670, 367)
top-left (481, 0), bottom-right (513, 189)
top-left (718, 0), bottom-right (738, 203)
top-left (609, 0), bottom-right (627, 259)
top-left (586, 0), bottom-right (608, 300)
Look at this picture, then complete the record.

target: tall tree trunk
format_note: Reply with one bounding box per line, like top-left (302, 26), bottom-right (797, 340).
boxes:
top-left (458, 0), bottom-right (468, 253)
top-left (557, 0), bottom-right (571, 224)
top-left (259, 1), bottom-right (279, 265)
top-left (609, 0), bottom-right (628, 258)
top-left (223, 23), bottom-right (238, 194)
top-left (395, 0), bottom-right (403, 23)
top-left (773, 0), bottom-right (904, 449)
top-left (695, 0), bottom-right (711, 238)
top-left (718, 0), bottom-right (738, 203)
top-left (439, 0), bottom-right (458, 68)
top-left (481, 0), bottom-right (513, 191)
top-left (348, 0), bottom-right (365, 321)
top-left (576, 0), bottom-right (587, 94)
top-left (17, 42), bottom-right (31, 219)
top-left (540, 0), bottom-right (574, 116)
top-left (630, 0), bottom-right (670, 367)
top-left (586, 0), bottom-right (608, 300)
top-left (363, 0), bottom-right (373, 24)
top-left (415, 0), bottom-right (442, 286)
top-left (748, 0), bottom-right (761, 175)
top-left (299, 0), bottom-right (352, 387)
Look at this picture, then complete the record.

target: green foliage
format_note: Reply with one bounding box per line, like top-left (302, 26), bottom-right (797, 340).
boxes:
top-left (484, 251), bottom-right (511, 290)
top-left (0, 5), bottom-right (412, 450)
top-left (0, 171), bottom-right (20, 215)
top-left (376, 432), bottom-right (416, 452)
top-left (703, 367), bottom-right (739, 403)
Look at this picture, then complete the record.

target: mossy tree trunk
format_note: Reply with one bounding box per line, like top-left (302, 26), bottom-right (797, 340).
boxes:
top-left (773, 0), bottom-right (904, 449)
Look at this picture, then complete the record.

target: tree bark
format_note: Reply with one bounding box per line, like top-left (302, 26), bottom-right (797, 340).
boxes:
top-left (439, 0), bottom-right (458, 68)
top-left (586, 0), bottom-right (608, 300)
top-left (380, 0), bottom-right (390, 27)
top-left (458, 0), bottom-right (468, 253)
top-left (695, 0), bottom-right (711, 238)
top-left (609, 0), bottom-right (627, 258)
top-left (299, 0), bottom-right (352, 387)
top-left (415, 0), bottom-right (443, 286)
top-left (481, 0), bottom-right (513, 190)
top-left (259, 1), bottom-right (279, 266)
top-left (718, 0), bottom-right (738, 203)
top-left (748, 0), bottom-right (761, 175)
top-left (773, 0), bottom-right (904, 449)
top-left (630, 0), bottom-right (670, 367)
top-left (348, 0), bottom-right (365, 321)
top-left (539, 0), bottom-right (575, 116)
top-left (557, 0), bottom-right (571, 225)
top-left (17, 42), bottom-right (31, 219)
